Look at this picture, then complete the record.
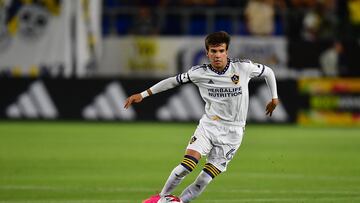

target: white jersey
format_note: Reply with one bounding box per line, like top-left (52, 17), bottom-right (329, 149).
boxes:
top-left (176, 58), bottom-right (275, 126)
top-left (142, 58), bottom-right (277, 127)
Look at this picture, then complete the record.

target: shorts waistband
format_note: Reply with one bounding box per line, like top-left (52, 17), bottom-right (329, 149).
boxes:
top-left (202, 114), bottom-right (245, 127)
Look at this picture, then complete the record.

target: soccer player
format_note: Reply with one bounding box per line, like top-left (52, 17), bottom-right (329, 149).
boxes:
top-left (124, 31), bottom-right (279, 203)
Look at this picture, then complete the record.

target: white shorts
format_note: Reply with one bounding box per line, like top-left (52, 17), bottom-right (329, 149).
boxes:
top-left (186, 116), bottom-right (244, 172)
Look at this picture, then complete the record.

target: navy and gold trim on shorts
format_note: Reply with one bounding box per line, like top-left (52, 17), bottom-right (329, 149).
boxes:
top-left (203, 163), bottom-right (221, 178)
top-left (181, 155), bottom-right (198, 172)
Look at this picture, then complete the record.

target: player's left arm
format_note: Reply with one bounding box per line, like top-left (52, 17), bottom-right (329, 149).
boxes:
top-left (247, 61), bottom-right (279, 117)
top-left (261, 66), bottom-right (279, 117)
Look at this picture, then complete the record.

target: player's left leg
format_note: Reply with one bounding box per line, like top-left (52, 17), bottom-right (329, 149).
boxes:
top-left (160, 151), bottom-right (200, 196)
top-left (179, 162), bottom-right (221, 203)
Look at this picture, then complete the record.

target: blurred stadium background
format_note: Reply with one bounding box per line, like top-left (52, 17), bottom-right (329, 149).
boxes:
top-left (0, 0), bottom-right (360, 202)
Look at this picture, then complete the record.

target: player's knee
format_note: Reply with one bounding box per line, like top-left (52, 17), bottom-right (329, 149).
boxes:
top-left (180, 155), bottom-right (199, 172)
top-left (202, 163), bottom-right (221, 179)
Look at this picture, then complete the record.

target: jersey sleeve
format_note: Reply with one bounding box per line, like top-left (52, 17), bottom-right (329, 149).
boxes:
top-left (139, 76), bottom-right (179, 98)
top-left (262, 65), bottom-right (278, 99)
top-left (140, 67), bottom-right (196, 98)
top-left (151, 65), bottom-right (199, 93)
top-left (175, 71), bottom-right (192, 85)
top-left (245, 61), bottom-right (278, 98)
top-left (182, 64), bottom-right (206, 84)
top-left (248, 61), bottom-right (266, 78)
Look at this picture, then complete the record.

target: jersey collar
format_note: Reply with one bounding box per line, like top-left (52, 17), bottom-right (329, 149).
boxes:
top-left (208, 58), bottom-right (230, 75)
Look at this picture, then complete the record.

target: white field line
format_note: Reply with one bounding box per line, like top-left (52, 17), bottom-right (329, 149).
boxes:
top-left (197, 196), bottom-right (360, 202)
top-left (0, 185), bottom-right (154, 192)
top-left (230, 172), bottom-right (360, 182)
top-left (209, 188), bottom-right (360, 195)
top-left (3, 172), bottom-right (360, 182)
top-left (0, 201), bottom-right (133, 203)
top-left (1, 196), bottom-right (360, 203)
top-left (0, 185), bottom-right (359, 196)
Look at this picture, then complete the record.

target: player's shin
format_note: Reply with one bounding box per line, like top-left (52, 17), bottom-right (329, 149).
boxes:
top-left (180, 163), bottom-right (221, 203)
top-left (160, 155), bottom-right (198, 196)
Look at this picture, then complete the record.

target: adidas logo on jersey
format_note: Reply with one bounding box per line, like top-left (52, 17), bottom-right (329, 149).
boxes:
top-left (6, 81), bottom-right (58, 119)
top-left (208, 79), bottom-right (214, 84)
top-left (82, 82), bottom-right (136, 120)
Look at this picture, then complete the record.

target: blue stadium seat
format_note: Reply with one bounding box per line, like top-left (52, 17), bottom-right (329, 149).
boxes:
top-left (116, 15), bottom-right (132, 35)
top-left (104, 0), bottom-right (123, 7)
top-left (104, 0), bottom-right (116, 7)
top-left (189, 15), bottom-right (207, 35)
top-left (215, 16), bottom-right (233, 34)
top-left (237, 20), bottom-right (250, 35)
top-left (274, 16), bottom-right (284, 35)
top-left (162, 14), bottom-right (182, 35)
top-left (102, 14), bottom-right (111, 35)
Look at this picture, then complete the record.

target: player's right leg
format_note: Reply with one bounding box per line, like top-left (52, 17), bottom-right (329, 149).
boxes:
top-left (160, 149), bottom-right (201, 196)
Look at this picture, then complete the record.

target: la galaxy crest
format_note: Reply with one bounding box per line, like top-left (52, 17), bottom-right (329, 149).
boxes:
top-left (231, 74), bottom-right (239, 84)
top-left (189, 136), bottom-right (197, 144)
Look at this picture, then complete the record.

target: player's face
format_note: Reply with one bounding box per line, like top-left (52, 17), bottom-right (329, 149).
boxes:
top-left (207, 43), bottom-right (228, 70)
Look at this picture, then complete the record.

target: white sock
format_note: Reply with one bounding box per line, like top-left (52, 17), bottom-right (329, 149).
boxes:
top-left (179, 171), bottom-right (213, 203)
top-left (160, 165), bottom-right (190, 196)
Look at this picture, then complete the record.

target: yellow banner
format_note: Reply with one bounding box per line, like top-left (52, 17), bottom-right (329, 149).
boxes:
top-left (298, 78), bottom-right (360, 126)
top-left (299, 78), bottom-right (360, 94)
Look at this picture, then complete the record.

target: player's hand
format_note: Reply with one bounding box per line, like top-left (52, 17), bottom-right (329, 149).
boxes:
top-left (124, 93), bottom-right (143, 109)
top-left (265, 98), bottom-right (279, 117)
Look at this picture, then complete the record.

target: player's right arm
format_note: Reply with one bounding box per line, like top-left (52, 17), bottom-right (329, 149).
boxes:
top-left (124, 72), bottom-right (191, 109)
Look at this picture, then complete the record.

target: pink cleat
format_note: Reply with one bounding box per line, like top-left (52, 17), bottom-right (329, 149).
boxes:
top-left (142, 194), bottom-right (161, 203)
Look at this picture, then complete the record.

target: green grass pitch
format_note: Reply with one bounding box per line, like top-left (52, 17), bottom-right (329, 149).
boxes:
top-left (0, 122), bottom-right (360, 203)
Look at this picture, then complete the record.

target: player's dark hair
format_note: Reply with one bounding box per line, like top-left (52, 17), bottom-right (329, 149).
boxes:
top-left (205, 31), bottom-right (230, 51)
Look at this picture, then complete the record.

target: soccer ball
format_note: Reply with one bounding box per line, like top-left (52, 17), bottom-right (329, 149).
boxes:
top-left (157, 194), bottom-right (183, 203)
